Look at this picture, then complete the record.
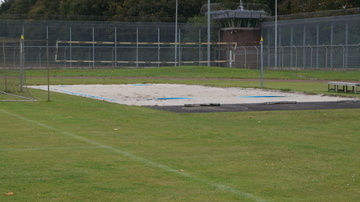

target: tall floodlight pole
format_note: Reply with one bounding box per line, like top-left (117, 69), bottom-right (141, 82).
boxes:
top-left (207, 0), bottom-right (211, 67)
top-left (274, 0), bottom-right (278, 70)
top-left (175, 0), bottom-right (178, 67)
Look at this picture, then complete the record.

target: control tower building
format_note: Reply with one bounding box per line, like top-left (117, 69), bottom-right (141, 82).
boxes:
top-left (202, 2), bottom-right (269, 68)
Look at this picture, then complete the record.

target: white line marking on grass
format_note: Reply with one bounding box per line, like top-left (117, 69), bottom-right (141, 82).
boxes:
top-left (0, 109), bottom-right (267, 202)
top-left (0, 146), bottom-right (101, 152)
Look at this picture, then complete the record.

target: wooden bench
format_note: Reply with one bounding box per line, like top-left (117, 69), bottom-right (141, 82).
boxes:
top-left (328, 82), bottom-right (360, 94)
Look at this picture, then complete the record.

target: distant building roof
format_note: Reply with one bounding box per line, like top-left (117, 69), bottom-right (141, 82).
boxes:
top-left (210, 9), bottom-right (266, 20)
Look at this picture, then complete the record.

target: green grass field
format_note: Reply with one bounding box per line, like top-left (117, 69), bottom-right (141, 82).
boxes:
top-left (1, 67), bottom-right (360, 201)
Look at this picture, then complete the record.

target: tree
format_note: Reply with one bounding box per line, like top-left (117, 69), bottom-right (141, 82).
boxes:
top-left (1, 0), bottom-right (359, 20)
top-left (0, 0), bottom-right (36, 14)
top-left (278, 0), bottom-right (360, 14)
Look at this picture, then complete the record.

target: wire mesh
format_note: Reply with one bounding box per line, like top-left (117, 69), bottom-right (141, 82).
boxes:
top-left (1, 14), bottom-right (360, 70)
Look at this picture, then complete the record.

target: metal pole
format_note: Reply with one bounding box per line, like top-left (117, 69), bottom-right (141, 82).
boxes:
top-left (207, 0), bottom-right (211, 67)
top-left (136, 27), bottom-right (139, 68)
top-left (2, 42), bottom-right (7, 91)
top-left (92, 27), bottom-right (95, 68)
top-left (290, 26), bottom-right (293, 67)
top-left (316, 24), bottom-right (319, 68)
top-left (293, 45), bottom-right (298, 67)
top-left (46, 26), bottom-right (50, 101)
top-left (254, 46), bottom-right (259, 69)
top-left (69, 27), bottom-right (72, 68)
top-left (175, 0), bottom-right (178, 66)
top-left (199, 28), bottom-right (201, 65)
top-left (330, 23), bottom-right (334, 69)
top-left (158, 27), bottom-right (160, 67)
top-left (260, 37), bottom-right (264, 87)
top-left (115, 27), bottom-right (117, 68)
top-left (178, 28), bottom-right (181, 66)
top-left (341, 44), bottom-right (345, 69)
top-left (242, 46), bottom-right (247, 68)
top-left (274, 0), bottom-right (278, 70)
top-left (324, 45), bottom-right (328, 69)
top-left (308, 44), bottom-right (313, 69)
top-left (303, 25), bottom-right (306, 68)
top-left (20, 33), bottom-right (25, 92)
top-left (345, 22), bottom-right (348, 69)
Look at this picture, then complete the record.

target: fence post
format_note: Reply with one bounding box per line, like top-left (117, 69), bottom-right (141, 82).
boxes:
top-left (260, 37), bottom-right (264, 87)
top-left (323, 45), bottom-right (328, 69)
top-left (303, 25), bottom-right (306, 68)
top-left (199, 28), bottom-right (201, 66)
top-left (290, 45), bottom-right (293, 67)
top-left (316, 24), bottom-right (320, 69)
top-left (254, 46), bottom-right (259, 69)
top-left (92, 27), bottom-right (95, 68)
top-left (242, 46), bottom-right (247, 69)
top-left (330, 23), bottom-right (334, 69)
top-left (69, 26), bottom-right (72, 68)
top-left (341, 44), bottom-right (345, 69)
top-left (179, 28), bottom-right (181, 66)
top-left (20, 34), bottom-right (24, 92)
top-left (158, 27), bottom-right (160, 67)
top-left (266, 45), bottom-right (270, 68)
top-left (2, 43), bottom-right (5, 70)
top-left (345, 22), bottom-right (349, 69)
top-left (88, 48), bottom-right (91, 67)
top-left (293, 45), bottom-right (298, 68)
top-left (308, 44), bottom-right (313, 69)
top-left (136, 27), bottom-right (139, 68)
top-left (115, 27), bottom-right (117, 68)
top-left (280, 45), bottom-right (284, 68)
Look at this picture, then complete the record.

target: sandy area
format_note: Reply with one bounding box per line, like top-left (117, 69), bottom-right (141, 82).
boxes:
top-left (29, 84), bottom-right (358, 106)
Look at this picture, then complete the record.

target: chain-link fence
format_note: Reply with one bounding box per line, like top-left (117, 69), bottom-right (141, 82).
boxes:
top-left (257, 14), bottom-right (360, 70)
top-left (236, 44), bottom-right (360, 70)
top-left (1, 13), bottom-right (360, 70)
top-left (1, 20), bottom-right (231, 69)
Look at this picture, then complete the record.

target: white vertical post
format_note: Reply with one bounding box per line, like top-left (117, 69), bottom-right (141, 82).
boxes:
top-left (229, 49), bottom-right (233, 68)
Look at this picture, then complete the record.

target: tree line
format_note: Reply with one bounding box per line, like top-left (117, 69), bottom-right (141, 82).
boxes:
top-left (0, 0), bottom-right (359, 21)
